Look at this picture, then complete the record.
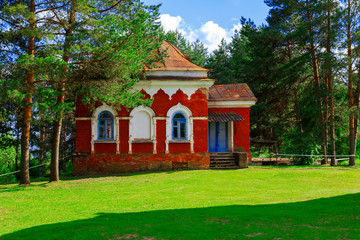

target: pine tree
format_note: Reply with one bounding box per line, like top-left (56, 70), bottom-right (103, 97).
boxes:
top-left (338, 0), bottom-right (360, 166)
top-left (206, 39), bottom-right (233, 83)
top-left (1, 0), bottom-right (164, 184)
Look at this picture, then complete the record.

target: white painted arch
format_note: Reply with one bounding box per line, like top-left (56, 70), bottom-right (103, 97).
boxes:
top-left (91, 104), bottom-right (119, 141)
top-left (132, 79), bottom-right (215, 100)
top-left (129, 106), bottom-right (156, 141)
top-left (165, 103), bottom-right (194, 153)
top-left (91, 104), bottom-right (120, 153)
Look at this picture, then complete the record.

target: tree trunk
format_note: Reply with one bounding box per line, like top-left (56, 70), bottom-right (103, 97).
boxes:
top-left (20, 0), bottom-right (35, 185)
top-left (353, 62), bottom-right (360, 166)
top-left (326, 0), bottom-right (336, 166)
top-left (329, 87), bottom-right (336, 166)
top-left (322, 106), bottom-right (329, 165)
top-left (62, 128), bottom-right (67, 173)
top-left (20, 79), bottom-right (33, 185)
top-left (39, 125), bottom-right (45, 177)
top-left (347, 0), bottom-right (356, 166)
top-left (287, 41), bottom-right (303, 132)
top-left (14, 130), bottom-right (19, 179)
top-left (306, 0), bottom-right (327, 163)
top-left (49, 5), bottom-right (76, 182)
top-left (50, 117), bottom-right (62, 182)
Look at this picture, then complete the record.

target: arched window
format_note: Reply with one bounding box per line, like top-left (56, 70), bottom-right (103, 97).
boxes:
top-left (172, 112), bottom-right (187, 140)
top-left (166, 103), bottom-right (193, 142)
top-left (98, 111), bottom-right (114, 140)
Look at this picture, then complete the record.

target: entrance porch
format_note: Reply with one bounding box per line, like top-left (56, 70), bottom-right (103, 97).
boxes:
top-left (208, 112), bottom-right (248, 169)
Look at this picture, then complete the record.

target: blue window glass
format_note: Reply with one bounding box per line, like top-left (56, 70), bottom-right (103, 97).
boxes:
top-left (172, 112), bottom-right (187, 140)
top-left (98, 111), bottom-right (113, 140)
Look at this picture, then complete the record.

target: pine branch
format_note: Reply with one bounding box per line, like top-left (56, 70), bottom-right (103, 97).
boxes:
top-left (88, 0), bottom-right (126, 13)
top-left (35, 18), bottom-right (62, 25)
top-left (34, 44), bottom-right (60, 50)
top-left (72, 57), bottom-right (107, 65)
top-left (71, 34), bottom-right (131, 65)
top-left (35, 1), bottom-right (70, 8)
top-left (43, 0), bottom-right (69, 26)
top-left (0, 17), bottom-right (22, 28)
top-left (35, 2), bottom-right (71, 15)
top-left (0, 49), bottom-right (20, 55)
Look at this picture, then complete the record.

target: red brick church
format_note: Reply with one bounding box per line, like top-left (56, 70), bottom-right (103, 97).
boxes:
top-left (74, 41), bottom-right (256, 175)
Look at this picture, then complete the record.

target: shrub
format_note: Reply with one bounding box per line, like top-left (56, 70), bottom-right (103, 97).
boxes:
top-left (0, 147), bottom-right (17, 184)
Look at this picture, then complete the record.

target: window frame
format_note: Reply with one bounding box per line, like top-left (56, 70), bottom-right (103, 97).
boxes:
top-left (166, 103), bottom-right (193, 143)
top-left (172, 111), bottom-right (187, 140)
top-left (97, 111), bottom-right (114, 140)
top-left (129, 106), bottom-right (156, 142)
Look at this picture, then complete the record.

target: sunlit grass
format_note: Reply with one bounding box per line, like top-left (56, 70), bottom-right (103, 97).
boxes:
top-left (1, 166), bottom-right (360, 239)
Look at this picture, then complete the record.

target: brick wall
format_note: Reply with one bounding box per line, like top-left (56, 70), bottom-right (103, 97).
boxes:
top-left (73, 152), bottom-right (210, 175)
top-left (75, 89), bottom-right (252, 174)
top-left (75, 120), bottom-right (91, 153)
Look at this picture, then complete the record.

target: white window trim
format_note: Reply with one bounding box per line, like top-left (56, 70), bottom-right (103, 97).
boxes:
top-left (91, 104), bottom-right (119, 154)
top-left (128, 106), bottom-right (157, 154)
top-left (165, 103), bottom-right (194, 153)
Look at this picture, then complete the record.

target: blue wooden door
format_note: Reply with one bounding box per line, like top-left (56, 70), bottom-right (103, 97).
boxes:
top-left (209, 122), bottom-right (216, 152)
top-left (209, 122), bottom-right (228, 152)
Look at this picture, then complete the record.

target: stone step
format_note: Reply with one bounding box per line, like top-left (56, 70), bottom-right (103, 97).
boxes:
top-left (211, 155), bottom-right (235, 157)
top-left (210, 158), bottom-right (237, 161)
top-left (210, 163), bottom-right (238, 167)
top-left (211, 160), bottom-right (236, 163)
top-left (210, 153), bottom-right (235, 156)
top-left (210, 160), bottom-right (236, 164)
top-left (210, 157), bottom-right (236, 161)
top-left (210, 153), bottom-right (239, 170)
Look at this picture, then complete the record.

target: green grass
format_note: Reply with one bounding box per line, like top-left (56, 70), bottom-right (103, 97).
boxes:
top-left (1, 166), bottom-right (360, 239)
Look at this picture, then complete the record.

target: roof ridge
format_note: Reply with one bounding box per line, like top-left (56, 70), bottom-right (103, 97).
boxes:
top-left (164, 41), bottom-right (209, 72)
top-left (165, 40), bottom-right (187, 59)
top-left (225, 84), bottom-right (232, 98)
top-left (209, 83), bottom-right (257, 102)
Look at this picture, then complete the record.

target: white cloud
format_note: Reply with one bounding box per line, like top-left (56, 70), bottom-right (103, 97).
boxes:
top-left (231, 23), bottom-right (242, 34)
top-left (159, 14), bottom-right (242, 52)
top-left (159, 14), bottom-right (183, 33)
top-left (200, 21), bottom-right (231, 51)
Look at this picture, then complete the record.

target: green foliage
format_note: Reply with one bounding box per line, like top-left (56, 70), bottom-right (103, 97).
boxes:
top-left (69, 1), bottom-right (165, 110)
top-left (280, 128), bottom-right (322, 165)
top-left (0, 146), bottom-right (17, 184)
top-left (1, 0), bottom-right (166, 181)
top-left (206, 39), bottom-right (233, 83)
top-left (205, 2), bottom-right (358, 162)
top-left (251, 147), bottom-right (272, 158)
top-left (337, 159), bottom-right (360, 166)
top-left (164, 30), bottom-right (191, 54)
top-left (164, 30), bottom-right (209, 67)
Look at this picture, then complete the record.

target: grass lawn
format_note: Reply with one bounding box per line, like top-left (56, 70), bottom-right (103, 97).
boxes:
top-left (1, 166), bottom-right (360, 239)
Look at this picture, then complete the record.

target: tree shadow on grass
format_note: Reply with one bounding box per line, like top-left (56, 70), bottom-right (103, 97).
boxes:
top-left (0, 183), bottom-right (48, 193)
top-left (1, 193), bottom-right (360, 240)
top-left (59, 170), bottom-right (189, 181)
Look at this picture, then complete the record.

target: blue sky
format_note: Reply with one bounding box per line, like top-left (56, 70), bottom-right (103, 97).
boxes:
top-left (142, 0), bottom-right (270, 51)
